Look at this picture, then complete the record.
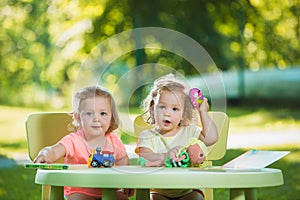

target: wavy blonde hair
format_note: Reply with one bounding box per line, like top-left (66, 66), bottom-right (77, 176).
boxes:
top-left (142, 74), bottom-right (197, 126)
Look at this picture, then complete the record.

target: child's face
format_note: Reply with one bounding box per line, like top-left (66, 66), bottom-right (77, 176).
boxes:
top-left (153, 90), bottom-right (184, 135)
top-left (77, 96), bottom-right (112, 137)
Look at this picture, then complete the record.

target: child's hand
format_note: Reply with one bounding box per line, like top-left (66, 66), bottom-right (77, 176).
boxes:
top-left (33, 144), bottom-right (65, 164)
top-left (33, 154), bottom-right (52, 164)
top-left (168, 146), bottom-right (182, 162)
top-left (197, 97), bottom-right (209, 113)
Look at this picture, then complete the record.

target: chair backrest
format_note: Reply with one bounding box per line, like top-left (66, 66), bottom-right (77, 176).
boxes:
top-left (133, 111), bottom-right (229, 161)
top-left (25, 112), bottom-right (73, 161)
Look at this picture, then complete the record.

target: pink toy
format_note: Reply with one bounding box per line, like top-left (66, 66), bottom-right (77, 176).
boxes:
top-left (138, 138), bottom-right (208, 168)
top-left (189, 88), bottom-right (203, 108)
top-left (187, 142), bottom-right (206, 165)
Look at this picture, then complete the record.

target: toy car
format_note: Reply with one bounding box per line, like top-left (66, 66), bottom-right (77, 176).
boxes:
top-left (88, 147), bottom-right (115, 168)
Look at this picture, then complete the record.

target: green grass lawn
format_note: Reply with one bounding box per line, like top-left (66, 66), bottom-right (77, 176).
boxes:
top-left (0, 105), bottom-right (300, 199)
top-left (0, 165), bottom-right (41, 200)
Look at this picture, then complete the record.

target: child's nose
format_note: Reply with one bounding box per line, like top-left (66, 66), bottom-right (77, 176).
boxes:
top-left (93, 113), bottom-right (101, 121)
top-left (164, 108), bottom-right (171, 115)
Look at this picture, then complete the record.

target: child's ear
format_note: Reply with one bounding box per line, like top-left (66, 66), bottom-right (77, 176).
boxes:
top-left (73, 112), bottom-right (81, 124)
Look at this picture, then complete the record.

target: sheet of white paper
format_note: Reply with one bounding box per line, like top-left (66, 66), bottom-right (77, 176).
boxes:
top-left (223, 150), bottom-right (290, 169)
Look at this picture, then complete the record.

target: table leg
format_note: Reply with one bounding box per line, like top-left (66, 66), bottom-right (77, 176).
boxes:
top-left (48, 185), bottom-right (64, 200)
top-left (102, 188), bottom-right (117, 200)
top-left (230, 188), bottom-right (245, 200)
top-left (245, 188), bottom-right (257, 200)
top-left (41, 185), bottom-right (50, 200)
top-left (136, 189), bottom-right (150, 200)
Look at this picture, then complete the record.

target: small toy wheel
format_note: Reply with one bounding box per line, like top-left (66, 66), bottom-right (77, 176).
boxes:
top-left (102, 160), bottom-right (112, 168)
top-left (108, 161), bottom-right (114, 167)
top-left (91, 160), bottom-right (99, 168)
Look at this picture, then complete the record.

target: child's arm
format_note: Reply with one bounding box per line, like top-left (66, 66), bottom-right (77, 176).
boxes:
top-left (138, 147), bottom-right (167, 162)
top-left (198, 98), bottom-right (219, 146)
top-left (138, 146), bottom-right (182, 162)
top-left (115, 154), bottom-right (130, 165)
top-left (33, 143), bottom-right (66, 163)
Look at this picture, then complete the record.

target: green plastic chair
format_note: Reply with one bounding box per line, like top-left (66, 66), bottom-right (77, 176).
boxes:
top-left (25, 112), bottom-right (73, 199)
top-left (26, 112), bottom-right (73, 162)
top-left (134, 111), bottom-right (230, 200)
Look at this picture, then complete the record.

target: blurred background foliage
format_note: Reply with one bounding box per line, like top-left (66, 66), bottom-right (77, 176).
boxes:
top-left (1, 2), bottom-right (300, 198)
top-left (1, 0), bottom-right (300, 109)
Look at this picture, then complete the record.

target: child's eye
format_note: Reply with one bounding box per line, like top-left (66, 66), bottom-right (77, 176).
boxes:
top-left (100, 112), bottom-right (107, 116)
top-left (86, 111), bottom-right (93, 116)
top-left (173, 107), bottom-right (180, 111)
top-left (158, 105), bottom-right (165, 109)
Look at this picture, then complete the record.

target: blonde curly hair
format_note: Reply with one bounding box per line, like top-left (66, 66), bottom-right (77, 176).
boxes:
top-left (142, 74), bottom-right (197, 126)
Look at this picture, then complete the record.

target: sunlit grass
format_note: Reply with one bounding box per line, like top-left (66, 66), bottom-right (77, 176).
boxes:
top-left (0, 106), bottom-right (62, 155)
top-left (0, 106), bottom-right (35, 141)
top-left (228, 107), bottom-right (300, 134)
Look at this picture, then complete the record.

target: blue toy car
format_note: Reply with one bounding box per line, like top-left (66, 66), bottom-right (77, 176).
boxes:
top-left (88, 147), bottom-right (115, 168)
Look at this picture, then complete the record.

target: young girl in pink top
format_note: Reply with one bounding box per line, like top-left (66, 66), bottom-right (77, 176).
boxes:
top-left (34, 86), bottom-right (132, 200)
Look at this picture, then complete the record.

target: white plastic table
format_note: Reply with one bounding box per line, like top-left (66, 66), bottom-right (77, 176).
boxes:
top-left (35, 165), bottom-right (283, 200)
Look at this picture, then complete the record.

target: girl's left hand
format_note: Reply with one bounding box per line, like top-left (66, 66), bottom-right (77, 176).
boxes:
top-left (198, 97), bottom-right (209, 113)
top-left (168, 146), bottom-right (182, 162)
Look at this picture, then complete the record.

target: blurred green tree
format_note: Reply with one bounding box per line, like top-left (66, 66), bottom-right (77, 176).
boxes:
top-left (0, 0), bottom-right (299, 108)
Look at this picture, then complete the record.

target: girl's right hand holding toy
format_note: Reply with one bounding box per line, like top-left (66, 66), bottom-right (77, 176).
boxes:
top-left (168, 146), bottom-right (184, 162)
